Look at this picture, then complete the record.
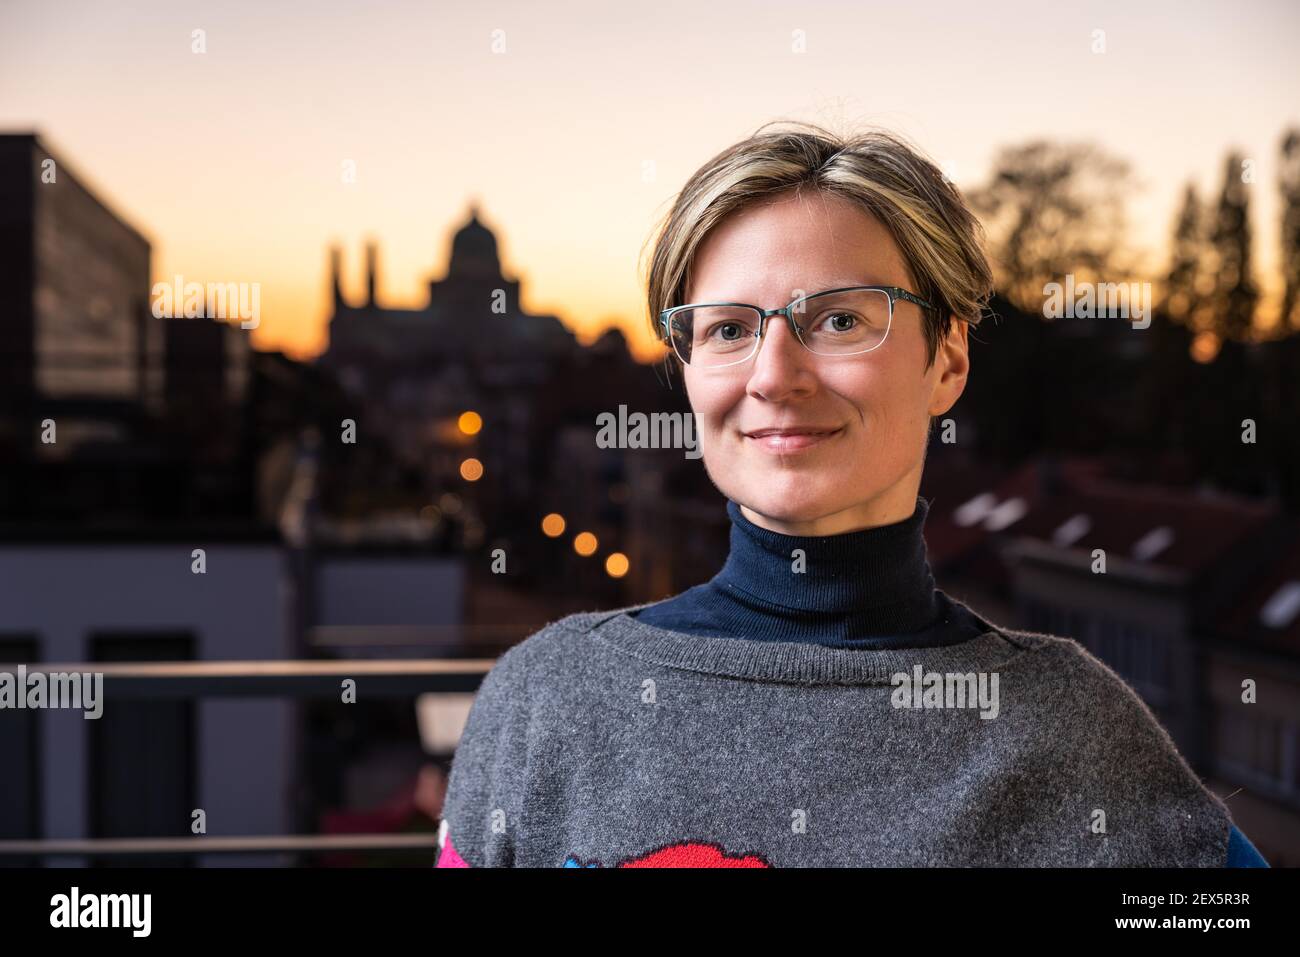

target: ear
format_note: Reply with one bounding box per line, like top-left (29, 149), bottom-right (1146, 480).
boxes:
top-left (927, 316), bottom-right (970, 417)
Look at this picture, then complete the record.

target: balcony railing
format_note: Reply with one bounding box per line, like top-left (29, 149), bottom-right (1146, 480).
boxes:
top-left (0, 658), bottom-right (492, 862)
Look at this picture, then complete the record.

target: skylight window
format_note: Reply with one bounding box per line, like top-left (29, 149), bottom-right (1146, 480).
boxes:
top-left (1260, 580), bottom-right (1300, 629)
top-left (1052, 514), bottom-right (1092, 547)
top-left (1132, 526), bottom-right (1175, 562)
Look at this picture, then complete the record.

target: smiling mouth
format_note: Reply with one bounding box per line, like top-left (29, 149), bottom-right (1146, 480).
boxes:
top-left (744, 427), bottom-right (843, 452)
top-left (745, 428), bottom-right (840, 438)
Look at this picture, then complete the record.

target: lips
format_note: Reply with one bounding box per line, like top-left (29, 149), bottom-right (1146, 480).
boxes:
top-left (744, 426), bottom-right (843, 454)
top-left (744, 427), bottom-right (840, 438)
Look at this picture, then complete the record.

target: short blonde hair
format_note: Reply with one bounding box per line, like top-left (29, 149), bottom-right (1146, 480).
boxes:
top-left (644, 120), bottom-right (994, 370)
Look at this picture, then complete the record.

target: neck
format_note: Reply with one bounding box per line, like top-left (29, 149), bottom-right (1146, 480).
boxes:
top-left (711, 494), bottom-right (939, 634)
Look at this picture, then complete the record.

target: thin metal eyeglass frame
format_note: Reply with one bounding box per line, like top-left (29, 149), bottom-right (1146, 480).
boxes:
top-left (657, 285), bottom-right (938, 367)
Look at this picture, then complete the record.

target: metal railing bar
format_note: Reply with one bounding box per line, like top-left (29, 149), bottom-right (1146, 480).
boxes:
top-left (0, 834), bottom-right (437, 857)
top-left (309, 624), bottom-right (537, 648)
top-left (0, 659), bottom-right (493, 698)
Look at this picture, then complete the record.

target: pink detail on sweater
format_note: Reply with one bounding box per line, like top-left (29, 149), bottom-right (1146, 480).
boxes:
top-left (436, 833), bottom-right (469, 868)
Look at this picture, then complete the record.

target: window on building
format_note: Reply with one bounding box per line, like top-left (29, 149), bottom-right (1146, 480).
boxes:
top-left (89, 632), bottom-right (196, 867)
top-left (0, 634), bottom-right (40, 867)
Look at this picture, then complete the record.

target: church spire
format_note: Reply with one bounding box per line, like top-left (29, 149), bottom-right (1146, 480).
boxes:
top-left (365, 240), bottom-right (378, 307)
top-left (330, 244), bottom-right (346, 310)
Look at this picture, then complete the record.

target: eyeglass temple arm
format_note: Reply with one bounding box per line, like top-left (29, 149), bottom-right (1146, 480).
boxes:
top-left (889, 287), bottom-right (936, 313)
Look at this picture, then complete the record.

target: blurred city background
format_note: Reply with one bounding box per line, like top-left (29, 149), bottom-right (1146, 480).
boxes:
top-left (1, 0), bottom-right (1298, 866)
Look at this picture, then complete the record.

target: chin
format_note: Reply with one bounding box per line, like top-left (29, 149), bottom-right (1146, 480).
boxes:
top-left (736, 488), bottom-right (845, 525)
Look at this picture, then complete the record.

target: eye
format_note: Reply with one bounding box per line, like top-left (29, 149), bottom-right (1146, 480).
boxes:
top-left (706, 322), bottom-right (747, 341)
top-left (817, 311), bottom-right (859, 333)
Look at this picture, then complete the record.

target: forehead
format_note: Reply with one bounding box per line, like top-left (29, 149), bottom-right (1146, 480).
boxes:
top-left (687, 189), bottom-right (910, 302)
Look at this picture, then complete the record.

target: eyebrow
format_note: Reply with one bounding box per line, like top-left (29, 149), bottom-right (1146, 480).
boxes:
top-left (692, 280), bottom-right (890, 304)
top-left (818, 278), bottom-right (891, 290)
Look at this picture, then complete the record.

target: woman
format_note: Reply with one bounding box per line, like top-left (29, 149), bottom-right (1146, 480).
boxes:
top-left (436, 121), bottom-right (1267, 868)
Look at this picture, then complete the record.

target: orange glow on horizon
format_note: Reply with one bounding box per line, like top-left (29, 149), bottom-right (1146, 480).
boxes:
top-left (5, 3), bottom-right (1294, 367)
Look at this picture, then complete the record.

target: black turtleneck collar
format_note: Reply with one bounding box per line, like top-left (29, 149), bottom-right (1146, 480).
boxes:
top-left (710, 495), bottom-right (940, 637)
top-left (630, 493), bottom-right (990, 649)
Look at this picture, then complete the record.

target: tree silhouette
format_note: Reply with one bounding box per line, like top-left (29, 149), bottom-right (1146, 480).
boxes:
top-left (1207, 151), bottom-right (1259, 342)
top-left (967, 141), bottom-right (1133, 314)
top-left (1164, 183), bottom-right (1214, 334)
top-left (1279, 128), bottom-right (1300, 334)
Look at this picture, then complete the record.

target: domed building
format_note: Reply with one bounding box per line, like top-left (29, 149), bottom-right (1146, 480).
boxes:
top-left (321, 202), bottom-right (577, 369)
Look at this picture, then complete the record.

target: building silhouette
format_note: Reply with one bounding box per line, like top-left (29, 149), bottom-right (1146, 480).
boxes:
top-left (322, 203), bottom-right (577, 371)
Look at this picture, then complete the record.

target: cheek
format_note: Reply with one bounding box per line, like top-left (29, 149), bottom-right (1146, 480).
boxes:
top-left (829, 364), bottom-right (928, 443)
top-left (684, 374), bottom-right (736, 429)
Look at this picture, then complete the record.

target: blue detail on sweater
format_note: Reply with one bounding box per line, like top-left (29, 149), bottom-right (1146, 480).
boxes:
top-left (1225, 824), bottom-right (1268, 867)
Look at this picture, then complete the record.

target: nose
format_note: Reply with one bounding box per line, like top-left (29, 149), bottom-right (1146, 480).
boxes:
top-left (745, 312), bottom-right (816, 398)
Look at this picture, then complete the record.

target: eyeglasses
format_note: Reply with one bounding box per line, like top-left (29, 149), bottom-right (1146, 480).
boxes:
top-left (657, 284), bottom-right (938, 368)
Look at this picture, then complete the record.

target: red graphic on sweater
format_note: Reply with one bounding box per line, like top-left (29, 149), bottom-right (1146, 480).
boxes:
top-left (565, 840), bottom-right (772, 868)
top-left (437, 827), bottom-right (773, 868)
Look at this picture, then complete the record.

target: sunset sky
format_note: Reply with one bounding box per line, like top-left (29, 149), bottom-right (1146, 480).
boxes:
top-left (1, 0), bottom-right (1297, 362)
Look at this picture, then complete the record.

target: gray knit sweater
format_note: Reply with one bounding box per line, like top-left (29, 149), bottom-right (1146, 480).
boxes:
top-left (436, 600), bottom-right (1234, 867)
